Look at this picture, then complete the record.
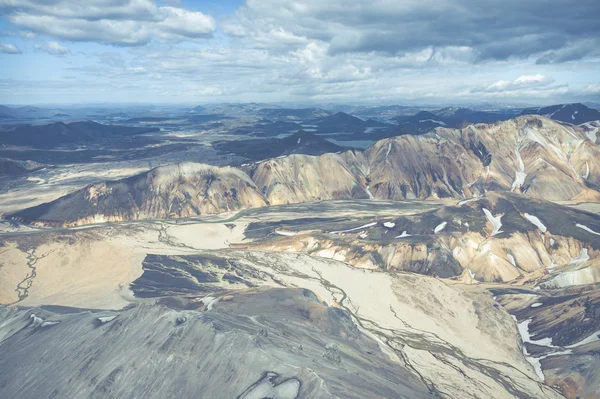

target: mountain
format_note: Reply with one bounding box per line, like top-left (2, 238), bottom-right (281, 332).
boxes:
top-left (521, 103), bottom-right (600, 124)
top-left (9, 115), bottom-right (600, 226)
top-left (0, 121), bottom-right (160, 148)
top-left (8, 163), bottom-right (268, 226)
top-left (237, 191), bottom-right (600, 283)
top-left (434, 107), bottom-right (517, 123)
top-left (189, 105), bottom-right (205, 113)
top-left (0, 157), bottom-right (45, 177)
top-left (309, 112), bottom-right (388, 132)
top-left (0, 105), bottom-right (70, 121)
top-left (257, 107), bottom-right (330, 122)
top-left (214, 130), bottom-right (347, 161)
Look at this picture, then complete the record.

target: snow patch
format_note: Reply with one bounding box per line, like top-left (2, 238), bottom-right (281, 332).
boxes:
top-left (202, 296), bottom-right (220, 311)
top-left (365, 185), bottom-right (373, 199)
top-left (385, 142), bottom-right (392, 159)
top-left (275, 230), bottom-right (297, 237)
top-left (576, 223), bottom-right (600, 236)
top-left (395, 231), bottom-right (411, 238)
top-left (566, 330), bottom-right (600, 348)
top-left (569, 248), bottom-right (590, 264)
top-left (482, 208), bottom-right (503, 236)
top-left (97, 315), bottom-right (118, 323)
top-left (434, 221), bottom-right (447, 234)
top-left (507, 253), bottom-right (517, 267)
top-left (523, 213), bottom-right (547, 233)
top-left (531, 303), bottom-right (543, 308)
top-left (383, 222), bottom-right (395, 228)
top-left (511, 145), bottom-right (527, 191)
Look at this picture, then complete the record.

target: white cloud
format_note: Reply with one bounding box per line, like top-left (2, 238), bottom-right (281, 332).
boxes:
top-left (35, 41), bottom-right (70, 55)
top-left (478, 74), bottom-right (556, 93)
top-left (0, 43), bottom-right (21, 53)
top-left (3, 0), bottom-right (216, 46)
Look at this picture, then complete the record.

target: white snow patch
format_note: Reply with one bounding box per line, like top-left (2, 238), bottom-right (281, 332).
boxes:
top-left (511, 145), bottom-right (527, 191)
top-left (517, 318), bottom-right (555, 347)
top-left (202, 296), bottom-right (220, 311)
top-left (275, 230), bottom-right (297, 237)
top-left (395, 231), bottom-right (411, 238)
top-left (365, 185), bottom-right (373, 199)
top-left (566, 330), bottom-right (600, 348)
top-left (523, 213), bottom-right (547, 233)
top-left (507, 253), bottom-right (517, 267)
top-left (358, 232), bottom-right (369, 239)
top-left (297, 138), bottom-right (301, 144)
top-left (41, 321), bottom-right (60, 328)
top-left (569, 248), bottom-right (590, 264)
top-left (383, 222), bottom-right (396, 228)
top-left (482, 208), bottom-right (503, 236)
top-left (581, 161), bottom-right (590, 179)
top-left (385, 142), bottom-right (392, 159)
top-left (434, 221), bottom-right (447, 234)
top-left (97, 315), bottom-right (118, 323)
top-left (531, 303), bottom-right (543, 308)
top-left (468, 269), bottom-right (476, 279)
top-left (576, 223), bottom-right (600, 236)
top-left (331, 222), bottom-right (377, 234)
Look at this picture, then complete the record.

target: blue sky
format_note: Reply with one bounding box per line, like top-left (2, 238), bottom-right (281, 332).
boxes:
top-left (1, 0), bottom-right (599, 106)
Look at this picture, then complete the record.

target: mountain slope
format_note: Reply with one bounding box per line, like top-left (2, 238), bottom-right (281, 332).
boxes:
top-left (0, 158), bottom-right (45, 177)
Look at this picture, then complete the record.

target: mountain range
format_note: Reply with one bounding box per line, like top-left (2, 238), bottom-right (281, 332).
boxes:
top-left (8, 114), bottom-right (600, 226)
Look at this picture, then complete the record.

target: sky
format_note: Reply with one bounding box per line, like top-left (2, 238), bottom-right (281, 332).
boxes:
top-left (0, 0), bottom-right (599, 106)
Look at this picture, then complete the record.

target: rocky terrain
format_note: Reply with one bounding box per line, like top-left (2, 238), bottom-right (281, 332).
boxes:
top-left (8, 115), bottom-right (600, 226)
top-left (1, 109), bottom-right (600, 399)
top-left (234, 192), bottom-right (600, 285)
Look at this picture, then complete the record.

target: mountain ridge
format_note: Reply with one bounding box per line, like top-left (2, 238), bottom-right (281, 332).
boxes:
top-left (7, 115), bottom-right (600, 226)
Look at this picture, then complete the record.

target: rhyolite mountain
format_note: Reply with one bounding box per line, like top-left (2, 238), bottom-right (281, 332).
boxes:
top-left (8, 115), bottom-right (600, 226)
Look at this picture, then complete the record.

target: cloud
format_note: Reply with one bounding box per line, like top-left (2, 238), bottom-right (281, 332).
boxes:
top-left (228, 0), bottom-right (600, 63)
top-left (2, 0), bottom-right (216, 46)
top-left (35, 41), bottom-right (70, 55)
top-left (0, 43), bottom-right (21, 53)
top-left (478, 74), bottom-right (555, 93)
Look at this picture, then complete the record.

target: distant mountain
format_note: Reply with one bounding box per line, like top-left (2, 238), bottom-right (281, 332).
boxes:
top-left (258, 108), bottom-right (330, 122)
top-left (190, 105), bottom-right (205, 113)
top-left (11, 115), bottom-right (600, 226)
top-left (309, 112), bottom-right (388, 132)
top-left (200, 103), bottom-right (280, 116)
top-left (521, 103), bottom-right (600, 124)
top-left (0, 121), bottom-right (160, 148)
top-left (434, 107), bottom-right (517, 123)
top-left (0, 157), bottom-right (45, 177)
top-left (215, 130), bottom-right (346, 160)
top-left (0, 105), bottom-right (70, 121)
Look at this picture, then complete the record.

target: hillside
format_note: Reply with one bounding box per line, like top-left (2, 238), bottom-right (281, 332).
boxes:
top-left (9, 115), bottom-right (600, 226)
